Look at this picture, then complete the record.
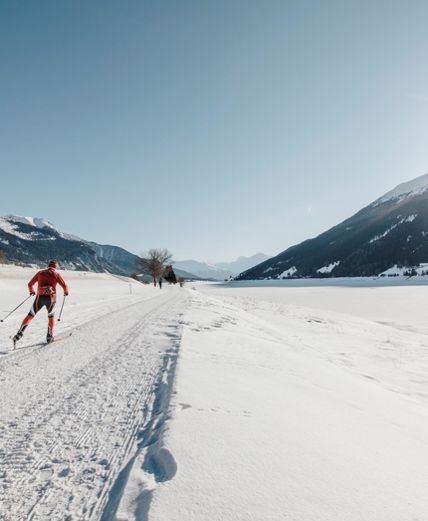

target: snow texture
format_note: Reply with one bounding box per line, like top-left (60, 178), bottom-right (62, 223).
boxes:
top-left (379, 263), bottom-right (428, 277)
top-left (278, 266), bottom-right (297, 278)
top-left (0, 217), bottom-right (43, 241)
top-left (374, 172), bottom-right (428, 205)
top-left (147, 281), bottom-right (428, 521)
top-left (0, 266), bottom-right (185, 520)
top-left (2, 268), bottom-right (428, 520)
top-left (316, 261), bottom-right (340, 273)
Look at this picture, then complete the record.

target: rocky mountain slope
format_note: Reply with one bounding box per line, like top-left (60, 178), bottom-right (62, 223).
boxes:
top-left (0, 215), bottom-right (197, 278)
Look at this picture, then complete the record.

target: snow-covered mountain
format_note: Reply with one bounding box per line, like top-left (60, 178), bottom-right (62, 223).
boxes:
top-left (215, 253), bottom-right (270, 274)
top-left (374, 172), bottom-right (428, 205)
top-left (236, 173), bottom-right (428, 280)
top-left (173, 260), bottom-right (226, 281)
top-left (0, 215), bottom-right (197, 278)
top-left (174, 253), bottom-right (270, 281)
top-left (2, 215), bottom-right (84, 242)
top-left (0, 215), bottom-right (117, 272)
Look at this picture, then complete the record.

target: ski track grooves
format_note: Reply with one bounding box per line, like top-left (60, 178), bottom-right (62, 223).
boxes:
top-left (0, 294), bottom-right (161, 369)
top-left (0, 289), bottom-right (187, 521)
top-left (100, 322), bottom-right (180, 521)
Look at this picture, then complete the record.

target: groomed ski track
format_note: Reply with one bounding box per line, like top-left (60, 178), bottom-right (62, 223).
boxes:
top-left (0, 287), bottom-right (187, 521)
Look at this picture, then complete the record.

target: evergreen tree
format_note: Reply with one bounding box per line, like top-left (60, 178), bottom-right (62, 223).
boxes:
top-left (163, 264), bottom-right (177, 284)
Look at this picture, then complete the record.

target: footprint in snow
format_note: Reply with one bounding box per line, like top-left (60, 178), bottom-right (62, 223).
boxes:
top-left (58, 467), bottom-right (71, 478)
top-left (178, 403), bottom-right (192, 410)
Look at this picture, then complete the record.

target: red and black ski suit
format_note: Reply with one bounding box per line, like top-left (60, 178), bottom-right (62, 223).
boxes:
top-left (18, 268), bottom-right (69, 337)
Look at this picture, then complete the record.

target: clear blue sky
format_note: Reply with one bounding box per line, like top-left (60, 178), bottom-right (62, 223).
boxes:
top-left (1, 0), bottom-right (428, 262)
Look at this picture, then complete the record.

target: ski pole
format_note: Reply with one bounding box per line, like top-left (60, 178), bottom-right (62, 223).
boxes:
top-left (0, 295), bottom-right (32, 323)
top-left (57, 295), bottom-right (67, 322)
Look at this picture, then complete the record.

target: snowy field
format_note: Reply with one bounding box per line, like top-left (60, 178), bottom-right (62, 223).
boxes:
top-left (1, 269), bottom-right (428, 520)
top-left (148, 280), bottom-right (428, 521)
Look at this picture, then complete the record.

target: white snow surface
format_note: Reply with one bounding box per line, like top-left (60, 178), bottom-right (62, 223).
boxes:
top-left (0, 266), bottom-right (186, 520)
top-left (379, 263), bottom-right (428, 277)
top-left (2, 268), bottom-right (428, 520)
top-left (146, 281), bottom-right (428, 521)
top-left (405, 213), bottom-right (418, 222)
top-left (277, 265), bottom-right (297, 278)
top-left (379, 264), bottom-right (411, 277)
top-left (374, 172), bottom-right (428, 204)
top-left (316, 260), bottom-right (340, 273)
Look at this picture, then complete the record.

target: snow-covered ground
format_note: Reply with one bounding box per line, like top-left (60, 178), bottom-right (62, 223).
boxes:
top-left (2, 269), bottom-right (428, 520)
top-left (0, 266), bottom-right (186, 520)
top-left (147, 280), bottom-right (428, 521)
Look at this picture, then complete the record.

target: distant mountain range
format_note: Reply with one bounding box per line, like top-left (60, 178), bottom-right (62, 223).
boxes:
top-left (236, 173), bottom-right (428, 280)
top-left (0, 215), bottom-right (196, 279)
top-left (174, 253), bottom-right (270, 281)
top-left (0, 215), bottom-right (265, 281)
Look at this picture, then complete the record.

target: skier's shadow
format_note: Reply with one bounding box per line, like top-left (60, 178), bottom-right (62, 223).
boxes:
top-left (0, 341), bottom-right (46, 355)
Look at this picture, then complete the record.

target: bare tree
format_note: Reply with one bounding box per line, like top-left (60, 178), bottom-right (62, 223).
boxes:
top-left (138, 248), bottom-right (173, 285)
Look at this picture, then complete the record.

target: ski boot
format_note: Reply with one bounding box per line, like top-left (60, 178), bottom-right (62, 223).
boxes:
top-left (46, 333), bottom-right (54, 344)
top-left (12, 331), bottom-right (23, 349)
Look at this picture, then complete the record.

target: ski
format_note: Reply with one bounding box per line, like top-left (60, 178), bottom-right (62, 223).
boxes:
top-left (45, 332), bottom-right (73, 345)
top-left (10, 331), bottom-right (72, 350)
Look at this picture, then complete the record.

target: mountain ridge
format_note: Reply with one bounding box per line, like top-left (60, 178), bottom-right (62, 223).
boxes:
top-left (236, 174), bottom-right (428, 280)
top-left (0, 215), bottom-right (198, 279)
top-left (174, 253), bottom-right (270, 281)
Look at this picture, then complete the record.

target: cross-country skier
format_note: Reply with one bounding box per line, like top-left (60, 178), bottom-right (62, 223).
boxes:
top-left (13, 260), bottom-right (69, 345)
top-left (158, 277), bottom-right (163, 289)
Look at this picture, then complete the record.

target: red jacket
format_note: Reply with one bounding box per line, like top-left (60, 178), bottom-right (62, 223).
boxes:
top-left (28, 268), bottom-right (69, 296)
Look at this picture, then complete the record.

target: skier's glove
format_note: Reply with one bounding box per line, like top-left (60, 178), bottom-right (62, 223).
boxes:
top-left (30, 292), bottom-right (35, 296)
top-left (64, 292), bottom-right (69, 296)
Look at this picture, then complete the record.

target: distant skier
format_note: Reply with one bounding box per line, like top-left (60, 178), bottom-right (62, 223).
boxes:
top-left (13, 260), bottom-right (69, 345)
top-left (158, 277), bottom-right (163, 289)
